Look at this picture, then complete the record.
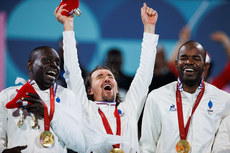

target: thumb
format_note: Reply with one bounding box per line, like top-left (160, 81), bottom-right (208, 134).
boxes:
top-left (18, 145), bottom-right (27, 150)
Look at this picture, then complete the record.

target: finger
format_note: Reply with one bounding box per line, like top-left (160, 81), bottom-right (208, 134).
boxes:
top-left (17, 145), bottom-right (27, 150)
top-left (141, 3), bottom-right (147, 14)
top-left (59, 3), bottom-right (67, 11)
top-left (26, 92), bottom-right (39, 99)
top-left (146, 7), bottom-right (150, 14)
top-left (150, 9), bottom-right (157, 16)
top-left (54, 7), bottom-right (58, 14)
top-left (22, 97), bottom-right (41, 103)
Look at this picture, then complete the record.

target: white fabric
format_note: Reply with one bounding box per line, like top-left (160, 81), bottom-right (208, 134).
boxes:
top-left (212, 115), bottom-right (230, 153)
top-left (0, 80), bottom-right (78, 153)
top-left (52, 103), bottom-right (129, 153)
top-left (139, 81), bottom-right (230, 153)
top-left (63, 31), bottom-right (159, 153)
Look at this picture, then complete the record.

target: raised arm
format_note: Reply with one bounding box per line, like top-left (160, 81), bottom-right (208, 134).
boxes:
top-left (211, 31), bottom-right (230, 60)
top-left (211, 31), bottom-right (230, 89)
top-left (54, 5), bottom-right (89, 110)
top-left (169, 26), bottom-right (190, 63)
top-left (123, 3), bottom-right (159, 119)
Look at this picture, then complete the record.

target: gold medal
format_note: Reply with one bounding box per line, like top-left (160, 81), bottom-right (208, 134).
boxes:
top-left (40, 131), bottom-right (54, 148)
top-left (110, 148), bottom-right (124, 153)
top-left (31, 115), bottom-right (38, 129)
top-left (17, 113), bottom-right (24, 127)
top-left (176, 140), bottom-right (190, 153)
top-left (17, 118), bottom-right (24, 127)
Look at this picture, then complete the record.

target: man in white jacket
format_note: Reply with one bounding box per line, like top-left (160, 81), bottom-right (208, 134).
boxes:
top-left (55, 3), bottom-right (159, 153)
top-left (139, 40), bottom-right (230, 153)
top-left (0, 46), bottom-right (78, 153)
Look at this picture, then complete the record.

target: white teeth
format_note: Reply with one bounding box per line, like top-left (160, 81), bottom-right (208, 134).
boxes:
top-left (47, 70), bottom-right (56, 75)
top-left (185, 68), bottom-right (194, 72)
top-left (104, 84), bottom-right (112, 90)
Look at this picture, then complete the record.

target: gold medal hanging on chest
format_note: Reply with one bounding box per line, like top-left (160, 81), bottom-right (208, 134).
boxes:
top-left (40, 131), bottom-right (54, 148)
top-left (17, 109), bottom-right (24, 127)
top-left (176, 140), bottom-right (190, 153)
top-left (40, 87), bottom-right (55, 148)
top-left (110, 148), bottom-right (124, 153)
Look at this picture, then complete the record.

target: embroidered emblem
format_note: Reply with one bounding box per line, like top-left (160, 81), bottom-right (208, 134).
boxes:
top-left (56, 97), bottom-right (60, 103)
top-left (207, 100), bottom-right (213, 115)
top-left (118, 109), bottom-right (125, 117)
top-left (169, 104), bottom-right (177, 111)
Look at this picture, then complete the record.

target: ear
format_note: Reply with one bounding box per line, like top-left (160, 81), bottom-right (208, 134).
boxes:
top-left (27, 60), bottom-right (33, 72)
top-left (203, 62), bottom-right (210, 72)
top-left (87, 88), bottom-right (93, 95)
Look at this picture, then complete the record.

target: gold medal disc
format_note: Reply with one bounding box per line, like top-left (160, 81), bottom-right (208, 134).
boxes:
top-left (40, 131), bottom-right (54, 148)
top-left (110, 148), bottom-right (124, 153)
top-left (176, 140), bottom-right (190, 153)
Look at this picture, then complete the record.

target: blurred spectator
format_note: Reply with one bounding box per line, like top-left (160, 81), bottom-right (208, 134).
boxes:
top-left (148, 47), bottom-right (177, 92)
top-left (210, 31), bottom-right (230, 92)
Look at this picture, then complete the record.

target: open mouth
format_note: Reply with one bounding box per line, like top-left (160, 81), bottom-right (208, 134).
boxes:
top-left (104, 84), bottom-right (112, 91)
top-left (184, 68), bottom-right (196, 76)
top-left (184, 68), bottom-right (194, 72)
top-left (46, 70), bottom-right (57, 80)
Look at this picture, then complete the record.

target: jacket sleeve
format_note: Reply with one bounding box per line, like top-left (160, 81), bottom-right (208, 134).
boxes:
top-left (123, 33), bottom-right (159, 120)
top-left (62, 31), bottom-right (89, 111)
top-left (139, 92), bottom-right (161, 153)
top-left (0, 90), bottom-right (9, 152)
top-left (212, 115), bottom-right (230, 153)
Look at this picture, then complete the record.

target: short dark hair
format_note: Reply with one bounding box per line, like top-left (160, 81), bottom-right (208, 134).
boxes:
top-left (28, 46), bottom-right (56, 61)
top-left (177, 40), bottom-right (206, 62)
top-left (84, 66), bottom-right (122, 104)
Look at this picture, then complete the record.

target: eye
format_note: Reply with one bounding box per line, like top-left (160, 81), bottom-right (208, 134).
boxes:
top-left (179, 56), bottom-right (187, 61)
top-left (43, 58), bottom-right (51, 63)
top-left (193, 56), bottom-right (201, 61)
top-left (55, 60), bottom-right (60, 66)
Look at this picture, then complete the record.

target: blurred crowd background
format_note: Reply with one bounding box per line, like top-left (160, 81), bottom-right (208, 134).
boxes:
top-left (0, 0), bottom-right (230, 91)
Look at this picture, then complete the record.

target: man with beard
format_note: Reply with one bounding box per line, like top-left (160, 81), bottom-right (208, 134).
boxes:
top-left (139, 40), bottom-right (230, 153)
top-left (0, 46), bottom-right (79, 153)
top-left (55, 2), bottom-right (159, 153)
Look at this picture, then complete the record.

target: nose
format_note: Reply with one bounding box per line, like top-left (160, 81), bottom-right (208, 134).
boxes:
top-left (186, 57), bottom-right (194, 64)
top-left (50, 60), bottom-right (58, 67)
top-left (104, 76), bottom-right (110, 82)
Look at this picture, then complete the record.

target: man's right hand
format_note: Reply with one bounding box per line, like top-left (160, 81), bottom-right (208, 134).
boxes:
top-left (54, 4), bottom-right (74, 31)
top-left (3, 145), bottom-right (27, 153)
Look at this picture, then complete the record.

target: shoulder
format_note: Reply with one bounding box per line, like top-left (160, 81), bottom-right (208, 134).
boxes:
top-left (148, 81), bottom-right (177, 97)
top-left (56, 85), bottom-right (75, 95)
top-left (0, 85), bottom-right (22, 105)
top-left (205, 82), bottom-right (230, 98)
top-left (0, 85), bottom-right (21, 95)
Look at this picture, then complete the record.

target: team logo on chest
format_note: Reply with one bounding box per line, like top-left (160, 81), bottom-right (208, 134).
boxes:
top-left (118, 109), bottom-right (125, 117)
top-left (207, 100), bottom-right (213, 115)
top-left (169, 104), bottom-right (177, 111)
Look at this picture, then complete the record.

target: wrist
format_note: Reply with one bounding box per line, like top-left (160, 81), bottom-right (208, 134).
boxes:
top-left (144, 24), bottom-right (155, 34)
top-left (63, 22), bottom-right (73, 31)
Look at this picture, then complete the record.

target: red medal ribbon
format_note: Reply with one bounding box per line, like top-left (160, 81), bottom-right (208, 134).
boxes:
top-left (98, 106), bottom-right (121, 148)
top-left (43, 87), bottom-right (55, 131)
top-left (176, 81), bottom-right (205, 140)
